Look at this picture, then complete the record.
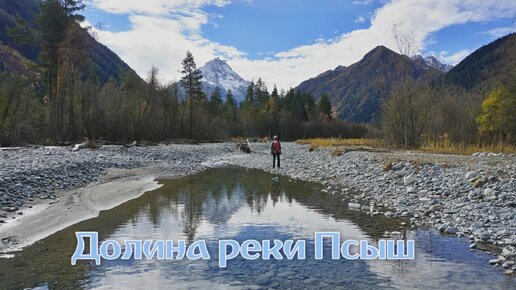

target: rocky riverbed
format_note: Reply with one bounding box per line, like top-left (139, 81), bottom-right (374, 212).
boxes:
top-left (228, 142), bottom-right (516, 275)
top-left (0, 142), bottom-right (515, 274)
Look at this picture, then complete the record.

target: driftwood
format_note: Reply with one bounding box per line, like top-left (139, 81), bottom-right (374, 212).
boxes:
top-left (121, 140), bottom-right (162, 148)
top-left (341, 146), bottom-right (390, 153)
top-left (122, 141), bottom-right (139, 148)
top-left (160, 139), bottom-right (199, 145)
top-left (72, 140), bottom-right (99, 151)
top-left (237, 139), bottom-right (251, 153)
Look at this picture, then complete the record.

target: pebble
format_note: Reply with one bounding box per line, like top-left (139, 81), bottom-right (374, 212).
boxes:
top-left (465, 171), bottom-right (477, 179)
top-left (348, 202), bottom-right (361, 209)
top-left (406, 187), bottom-right (416, 194)
top-left (445, 227), bottom-right (459, 234)
top-left (404, 175), bottom-right (416, 185)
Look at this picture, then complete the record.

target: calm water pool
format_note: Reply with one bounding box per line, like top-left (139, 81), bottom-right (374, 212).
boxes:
top-left (0, 167), bottom-right (513, 289)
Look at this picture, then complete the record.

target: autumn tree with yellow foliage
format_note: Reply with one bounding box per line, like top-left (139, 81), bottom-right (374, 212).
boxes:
top-left (476, 88), bottom-right (516, 144)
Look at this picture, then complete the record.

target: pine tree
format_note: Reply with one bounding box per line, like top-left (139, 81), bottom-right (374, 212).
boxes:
top-left (61, 0), bottom-right (86, 21)
top-left (209, 87), bottom-right (223, 116)
top-left (224, 89), bottom-right (237, 122)
top-left (255, 78), bottom-right (268, 109)
top-left (304, 93), bottom-right (316, 121)
top-left (318, 94), bottom-right (332, 121)
top-left (37, 0), bottom-right (85, 142)
top-left (242, 81), bottom-right (255, 111)
top-left (180, 51), bottom-right (204, 139)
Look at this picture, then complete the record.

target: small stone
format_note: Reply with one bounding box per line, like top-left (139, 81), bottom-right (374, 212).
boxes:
top-left (397, 196), bottom-right (409, 205)
top-left (348, 202), bottom-right (361, 209)
top-left (406, 187), bottom-right (416, 194)
top-left (489, 259), bottom-right (499, 265)
top-left (505, 270), bottom-right (513, 275)
top-left (502, 248), bottom-right (515, 257)
top-left (483, 188), bottom-right (496, 197)
top-left (445, 227), bottom-right (459, 234)
top-left (426, 204), bottom-right (443, 215)
top-left (384, 211), bottom-right (394, 217)
top-left (5, 207), bottom-right (17, 213)
top-left (465, 171), bottom-right (477, 179)
top-left (403, 175), bottom-right (416, 185)
top-left (477, 231), bottom-right (490, 241)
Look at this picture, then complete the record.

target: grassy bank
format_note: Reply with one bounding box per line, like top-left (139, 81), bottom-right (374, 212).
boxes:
top-left (296, 138), bottom-right (516, 155)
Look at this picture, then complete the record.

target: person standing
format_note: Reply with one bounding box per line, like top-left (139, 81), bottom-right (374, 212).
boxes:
top-left (271, 135), bottom-right (281, 168)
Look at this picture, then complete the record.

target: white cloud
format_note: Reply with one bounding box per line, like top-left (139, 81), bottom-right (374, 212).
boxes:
top-left (89, 0), bottom-right (230, 16)
top-left (354, 16), bottom-right (366, 24)
top-left (483, 25), bottom-right (516, 38)
top-left (89, 0), bottom-right (516, 90)
top-left (438, 49), bottom-right (472, 65)
top-left (352, 0), bottom-right (377, 5)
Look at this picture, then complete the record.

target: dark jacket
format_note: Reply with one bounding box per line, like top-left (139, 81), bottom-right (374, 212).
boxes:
top-left (271, 140), bottom-right (281, 154)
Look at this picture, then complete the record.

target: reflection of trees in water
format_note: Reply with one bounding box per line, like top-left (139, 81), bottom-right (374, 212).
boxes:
top-left (180, 186), bottom-right (204, 242)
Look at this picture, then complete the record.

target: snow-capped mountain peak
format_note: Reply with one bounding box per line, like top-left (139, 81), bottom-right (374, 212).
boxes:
top-left (411, 55), bottom-right (453, 72)
top-left (199, 58), bottom-right (250, 102)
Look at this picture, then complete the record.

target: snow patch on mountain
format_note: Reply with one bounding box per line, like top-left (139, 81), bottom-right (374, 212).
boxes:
top-left (411, 55), bottom-right (453, 72)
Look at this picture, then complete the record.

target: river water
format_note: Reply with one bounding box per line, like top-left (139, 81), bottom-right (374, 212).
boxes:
top-left (0, 167), bottom-right (513, 289)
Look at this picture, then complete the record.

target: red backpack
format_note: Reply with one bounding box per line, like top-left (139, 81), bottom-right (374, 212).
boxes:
top-left (272, 140), bottom-right (281, 154)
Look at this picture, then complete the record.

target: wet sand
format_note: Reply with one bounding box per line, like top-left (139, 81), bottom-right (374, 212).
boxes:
top-left (0, 167), bottom-right (161, 253)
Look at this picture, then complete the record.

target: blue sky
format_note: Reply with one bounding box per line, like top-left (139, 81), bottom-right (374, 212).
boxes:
top-left (201, 0), bottom-right (380, 59)
top-left (83, 0), bottom-right (516, 89)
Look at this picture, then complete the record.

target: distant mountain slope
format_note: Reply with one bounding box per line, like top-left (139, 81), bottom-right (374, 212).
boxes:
top-left (0, 42), bottom-right (37, 75)
top-left (441, 33), bottom-right (516, 96)
top-left (0, 0), bottom-right (40, 63)
top-left (297, 46), bottom-right (443, 123)
top-left (199, 58), bottom-right (250, 102)
top-left (0, 0), bottom-right (137, 83)
top-left (296, 65), bottom-right (346, 93)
